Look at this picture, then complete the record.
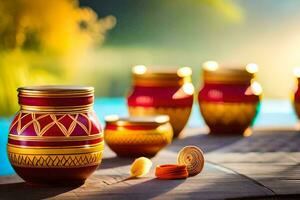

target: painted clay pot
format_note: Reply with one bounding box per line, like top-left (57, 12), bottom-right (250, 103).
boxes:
top-left (198, 62), bottom-right (262, 136)
top-left (7, 86), bottom-right (104, 185)
top-left (104, 115), bottom-right (173, 157)
top-left (127, 65), bottom-right (194, 138)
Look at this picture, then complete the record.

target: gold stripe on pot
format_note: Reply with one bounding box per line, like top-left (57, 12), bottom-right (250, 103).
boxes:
top-left (105, 114), bottom-right (170, 126)
top-left (132, 65), bottom-right (192, 87)
top-left (202, 61), bottom-right (257, 84)
top-left (9, 133), bottom-right (103, 141)
top-left (8, 151), bottom-right (103, 168)
top-left (20, 104), bottom-right (94, 113)
top-left (7, 142), bottom-right (104, 155)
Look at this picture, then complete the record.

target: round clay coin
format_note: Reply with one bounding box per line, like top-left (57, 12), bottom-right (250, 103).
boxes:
top-left (177, 146), bottom-right (205, 176)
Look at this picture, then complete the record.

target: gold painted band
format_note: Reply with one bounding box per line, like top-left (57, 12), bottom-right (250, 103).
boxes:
top-left (203, 77), bottom-right (252, 84)
top-left (20, 104), bottom-right (93, 113)
top-left (18, 89), bottom-right (94, 98)
top-left (105, 115), bottom-right (170, 126)
top-left (8, 151), bottom-right (102, 168)
top-left (7, 142), bottom-right (104, 155)
top-left (133, 77), bottom-right (191, 87)
top-left (18, 86), bottom-right (94, 98)
top-left (104, 128), bottom-right (170, 135)
top-left (10, 161), bottom-right (102, 169)
top-left (19, 93), bottom-right (94, 98)
top-left (199, 101), bottom-right (259, 105)
top-left (7, 142), bottom-right (104, 149)
top-left (133, 71), bottom-right (191, 78)
top-left (203, 70), bottom-right (253, 84)
top-left (128, 106), bottom-right (191, 111)
top-left (9, 133), bottom-right (103, 141)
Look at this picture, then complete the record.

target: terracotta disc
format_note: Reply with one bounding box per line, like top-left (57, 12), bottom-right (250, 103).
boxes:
top-left (177, 146), bottom-right (205, 176)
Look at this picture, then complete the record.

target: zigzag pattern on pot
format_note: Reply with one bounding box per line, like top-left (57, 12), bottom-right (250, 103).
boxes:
top-left (8, 151), bottom-right (103, 168)
top-left (9, 111), bottom-right (100, 137)
top-left (105, 131), bottom-right (172, 145)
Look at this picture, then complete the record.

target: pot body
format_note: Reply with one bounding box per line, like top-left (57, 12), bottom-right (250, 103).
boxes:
top-left (198, 80), bottom-right (260, 135)
top-left (128, 85), bottom-right (193, 138)
top-left (104, 116), bottom-right (173, 157)
top-left (7, 86), bottom-right (103, 185)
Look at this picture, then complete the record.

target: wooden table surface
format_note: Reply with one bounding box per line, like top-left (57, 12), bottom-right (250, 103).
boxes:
top-left (0, 128), bottom-right (299, 200)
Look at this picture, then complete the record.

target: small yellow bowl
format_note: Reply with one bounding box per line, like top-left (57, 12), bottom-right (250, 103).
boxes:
top-left (104, 115), bottom-right (173, 157)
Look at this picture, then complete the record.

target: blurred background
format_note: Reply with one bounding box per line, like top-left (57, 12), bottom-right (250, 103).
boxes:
top-left (1, 0), bottom-right (300, 116)
top-left (2, 0), bottom-right (300, 176)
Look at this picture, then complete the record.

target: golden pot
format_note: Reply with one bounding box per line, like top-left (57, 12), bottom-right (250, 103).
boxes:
top-left (127, 65), bottom-right (194, 138)
top-left (198, 62), bottom-right (262, 135)
top-left (7, 86), bottom-right (104, 185)
top-left (104, 115), bottom-right (173, 157)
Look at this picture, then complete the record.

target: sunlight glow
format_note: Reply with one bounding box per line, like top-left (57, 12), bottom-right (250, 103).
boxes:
top-left (132, 65), bottom-right (147, 75)
top-left (246, 63), bottom-right (259, 74)
top-left (155, 115), bottom-right (170, 123)
top-left (203, 61), bottom-right (219, 71)
top-left (182, 82), bottom-right (195, 95)
top-left (177, 67), bottom-right (192, 77)
top-left (293, 67), bottom-right (300, 78)
top-left (251, 81), bottom-right (263, 95)
top-left (105, 114), bottom-right (119, 122)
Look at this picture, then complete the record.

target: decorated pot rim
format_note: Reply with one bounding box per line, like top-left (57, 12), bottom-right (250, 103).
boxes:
top-left (202, 61), bottom-right (257, 84)
top-left (132, 65), bottom-right (192, 86)
top-left (18, 85), bottom-right (94, 97)
top-left (105, 114), bottom-right (170, 126)
top-left (18, 85), bottom-right (94, 113)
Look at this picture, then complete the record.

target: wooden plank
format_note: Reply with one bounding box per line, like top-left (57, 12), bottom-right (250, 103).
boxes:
top-left (206, 152), bottom-right (300, 164)
top-left (218, 163), bottom-right (300, 195)
top-left (0, 156), bottom-right (273, 199)
top-left (0, 128), bottom-right (299, 199)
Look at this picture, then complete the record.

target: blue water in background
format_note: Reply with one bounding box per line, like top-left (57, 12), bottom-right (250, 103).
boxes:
top-left (0, 98), bottom-right (298, 175)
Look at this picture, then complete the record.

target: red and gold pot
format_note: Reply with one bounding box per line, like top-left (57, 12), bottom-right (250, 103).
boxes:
top-left (7, 86), bottom-right (103, 185)
top-left (198, 62), bottom-right (262, 136)
top-left (104, 115), bottom-right (173, 157)
top-left (127, 65), bottom-right (194, 138)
